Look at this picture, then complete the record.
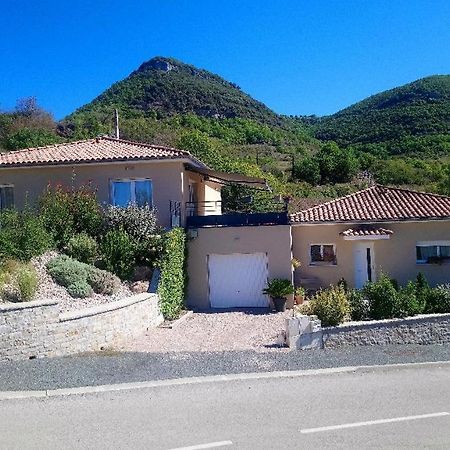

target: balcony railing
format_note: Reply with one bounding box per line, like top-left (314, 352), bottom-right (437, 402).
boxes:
top-left (186, 210), bottom-right (289, 228)
top-left (186, 200), bottom-right (222, 217)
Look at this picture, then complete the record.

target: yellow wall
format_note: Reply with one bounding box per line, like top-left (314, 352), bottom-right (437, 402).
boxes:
top-left (187, 225), bottom-right (293, 309)
top-left (0, 161), bottom-right (188, 228)
top-left (292, 221), bottom-right (450, 288)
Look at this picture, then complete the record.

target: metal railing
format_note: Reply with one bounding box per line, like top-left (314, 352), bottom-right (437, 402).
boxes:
top-left (185, 200), bottom-right (222, 217)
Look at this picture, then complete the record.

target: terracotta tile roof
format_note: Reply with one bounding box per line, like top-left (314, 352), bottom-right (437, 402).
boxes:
top-left (340, 226), bottom-right (394, 237)
top-left (0, 137), bottom-right (196, 168)
top-left (290, 185), bottom-right (450, 223)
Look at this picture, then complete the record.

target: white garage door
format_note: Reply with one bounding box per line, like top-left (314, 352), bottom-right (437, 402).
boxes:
top-left (208, 253), bottom-right (269, 308)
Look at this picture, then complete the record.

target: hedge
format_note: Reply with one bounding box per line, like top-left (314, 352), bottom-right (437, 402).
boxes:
top-left (157, 228), bottom-right (187, 320)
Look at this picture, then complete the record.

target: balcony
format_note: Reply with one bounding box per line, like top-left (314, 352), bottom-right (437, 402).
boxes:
top-left (184, 200), bottom-right (289, 228)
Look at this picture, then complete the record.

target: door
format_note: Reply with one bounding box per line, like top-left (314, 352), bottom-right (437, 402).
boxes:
top-left (353, 242), bottom-right (375, 289)
top-left (208, 253), bottom-right (269, 308)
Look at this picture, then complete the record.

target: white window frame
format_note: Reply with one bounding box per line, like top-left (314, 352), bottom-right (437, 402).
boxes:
top-left (110, 178), bottom-right (153, 207)
top-left (309, 243), bottom-right (337, 266)
top-left (0, 184), bottom-right (14, 210)
top-left (416, 241), bottom-right (450, 264)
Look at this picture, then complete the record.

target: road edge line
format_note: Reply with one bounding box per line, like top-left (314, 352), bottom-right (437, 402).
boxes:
top-left (0, 359), bottom-right (449, 401)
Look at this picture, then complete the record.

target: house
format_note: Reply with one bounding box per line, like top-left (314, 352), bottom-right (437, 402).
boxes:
top-left (1, 138), bottom-right (449, 310)
top-left (0, 136), bottom-right (268, 229)
top-left (187, 185), bottom-right (450, 309)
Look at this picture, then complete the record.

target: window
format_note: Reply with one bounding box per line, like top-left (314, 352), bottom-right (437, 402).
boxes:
top-left (310, 244), bottom-right (337, 265)
top-left (111, 179), bottom-right (152, 207)
top-left (416, 241), bottom-right (450, 264)
top-left (0, 185), bottom-right (14, 210)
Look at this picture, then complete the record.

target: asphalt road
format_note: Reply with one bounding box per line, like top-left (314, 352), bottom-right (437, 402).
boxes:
top-left (1, 343), bottom-right (450, 391)
top-left (1, 363), bottom-right (449, 449)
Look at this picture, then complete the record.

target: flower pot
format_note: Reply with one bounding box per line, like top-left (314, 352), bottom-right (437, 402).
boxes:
top-left (273, 297), bottom-right (287, 312)
top-left (294, 295), bottom-right (304, 305)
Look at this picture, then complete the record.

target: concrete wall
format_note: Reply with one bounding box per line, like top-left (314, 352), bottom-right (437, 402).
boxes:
top-left (0, 161), bottom-right (186, 229)
top-left (292, 221), bottom-right (450, 289)
top-left (187, 225), bottom-right (293, 309)
top-left (0, 293), bottom-right (163, 361)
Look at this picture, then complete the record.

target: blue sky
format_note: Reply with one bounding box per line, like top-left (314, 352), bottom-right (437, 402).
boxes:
top-left (1, 0), bottom-right (449, 119)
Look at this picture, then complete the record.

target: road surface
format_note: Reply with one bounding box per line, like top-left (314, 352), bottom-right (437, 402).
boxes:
top-left (1, 362), bottom-right (449, 449)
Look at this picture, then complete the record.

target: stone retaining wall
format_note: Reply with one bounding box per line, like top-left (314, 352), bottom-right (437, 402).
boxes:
top-left (286, 313), bottom-right (450, 350)
top-left (323, 314), bottom-right (450, 348)
top-left (0, 293), bottom-right (163, 361)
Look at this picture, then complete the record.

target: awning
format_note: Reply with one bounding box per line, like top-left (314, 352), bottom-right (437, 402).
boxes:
top-left (340, 226), bottom-right (394, 240)
top-left (186, 164), bottom-right (270, 191)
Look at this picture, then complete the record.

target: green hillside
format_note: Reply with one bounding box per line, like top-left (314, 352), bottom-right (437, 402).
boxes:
top-left (69, 56), bottom-right (281, 125)
top-left (315, 75), bottom-right (450, 156)
top-left (1, 59), bottom-right (449, 210)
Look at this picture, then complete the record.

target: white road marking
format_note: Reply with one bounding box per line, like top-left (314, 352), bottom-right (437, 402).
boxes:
top-left (168, 440), bottom-right (232, 450)
top-left (1, 360), bottom-right (449, 401)
top-left (300, 411), bottom-right (450, 434)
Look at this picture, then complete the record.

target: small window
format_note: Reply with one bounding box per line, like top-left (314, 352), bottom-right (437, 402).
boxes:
top-left (310, 244), bottom-right (337, 265)
top-left (417, 242), bottom-right (450, 264)
top-left (0, 185), bottom-right (14, 210)
top-left (111, 179), bottom-right (153, 208)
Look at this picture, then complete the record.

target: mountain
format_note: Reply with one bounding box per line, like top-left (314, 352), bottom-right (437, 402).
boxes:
top-left (68, 56), bottom-right (281, 125)
top-left (315, 75), bottom-right (450, 155)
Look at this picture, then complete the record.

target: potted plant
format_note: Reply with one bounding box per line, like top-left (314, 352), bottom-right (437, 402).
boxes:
top-left (294, 286), bottom-right (306, 305)
top-left (263, 278), bottom-right (294, 312)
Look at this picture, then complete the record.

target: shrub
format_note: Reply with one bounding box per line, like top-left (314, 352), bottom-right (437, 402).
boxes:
top-left (47, 255), bottom-right (88, 287)
top-left (397, 281), bottom-right (425, 317)
top-left (103, 204), bottom-right (159, 241)
top-left (47, 255), bottom-right (121, 298)
top-left (364, 274), bottom-right (399, 320)
top-left (0, 261), bottom-right (38, 302)
top-left (415, 272), bottom-right (431, 310)
top-left (0, 209), bottom-right (53, 261)
top-left (67, 281), bottom-right (93, 298)
top-left (348, 289), bottom-right (369, 321)
top-left (40, 185), bottom-right (102, 246)
top-left (66, 233), bottom-right (98, 264)
top-left (16, 265), bottom-right (39, 302)
top-left (86, 267), bottom-right (120, 295)
top-left (425, 285), bottom-right (450, 314)
top-left (301, 286), bottom-right (350, 327)
top-left (100, 229), bottom-right (136, 280)
top-left (158, 228), bottom-right (187, 320)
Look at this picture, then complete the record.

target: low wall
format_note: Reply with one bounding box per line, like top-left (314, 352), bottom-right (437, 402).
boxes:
top-left (0, 293), bottom-right (163, 361)
top-left (286, 313), bottom-right (450, 350)
top-left (323, 314), bottom-right (450, 348)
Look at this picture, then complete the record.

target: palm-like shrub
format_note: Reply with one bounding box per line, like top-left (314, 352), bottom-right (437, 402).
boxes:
top-left (263, 279), bottom-right (294, 298)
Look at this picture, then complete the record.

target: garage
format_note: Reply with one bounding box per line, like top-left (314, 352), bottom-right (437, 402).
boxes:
top-left (208, 253), bottom-right (269, 308)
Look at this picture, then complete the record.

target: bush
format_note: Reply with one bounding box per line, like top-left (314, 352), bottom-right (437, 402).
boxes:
top-left (103, 204), bottom-right (160, 241)
top-left (16, 265), bottom-right (39, 301)
top-left (66, 233), bottom-right (98, 264)
top-left (158, 228), bottom-right (187, 320)
top-left (364, 274), bottom-right (399, 320)
top-left (47, 255), bottom-right (121, 298)
top-left (425, 285), bottom-right (450, 314)
top-left (348, 289), bottom-right (369, 321)
top-left (100, 229), bottom-right (136, 280)
top-left (47, 255), bottom-right (88, 287)
top-left (86, 267), bottom-right (120, 295)
top-left (0, 261), bottom-right (38, 302)
top-left (397, 281), bottom-right (425, 317)
top-left (301, 286), bottom-right (350, 327)
top-left (67, 281), bottom-right (93, 298)
top-left (0, 209), bottom-right (53, 261)
top-left (40, 185), bottom-right (102, 246)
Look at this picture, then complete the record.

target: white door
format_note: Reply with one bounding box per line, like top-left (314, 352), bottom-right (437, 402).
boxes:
top-left (353, 242), bottom-right (375, 289)
top-left (208, 253), bottom-right (269, 308)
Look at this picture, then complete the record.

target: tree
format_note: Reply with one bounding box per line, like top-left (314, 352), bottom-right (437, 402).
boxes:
top-left (293, 157), bottom-right (321, 185)
top-left (438, 164), bottom-right (450, 195)
top-left (316, 142), bottom-right (359, 183)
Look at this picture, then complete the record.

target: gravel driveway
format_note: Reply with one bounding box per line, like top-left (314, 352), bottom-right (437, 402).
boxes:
top-left (122, 310), bottom-right (291, 353)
